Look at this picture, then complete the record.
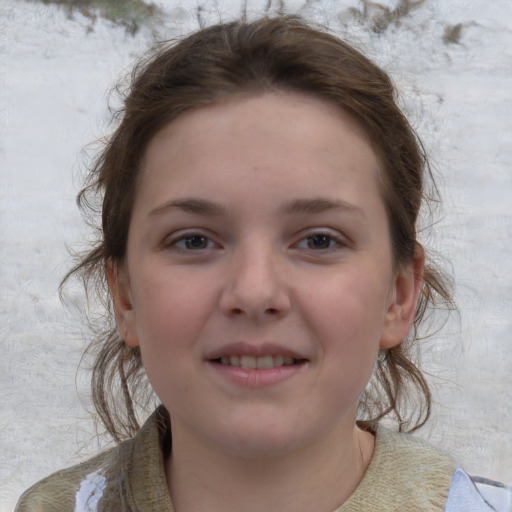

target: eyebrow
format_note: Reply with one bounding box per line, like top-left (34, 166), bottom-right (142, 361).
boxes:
top-left (282, 198), bottom-right (365, 217)
top-left (148, 197), bottom-right (364, 218)
top-left (149, 198), bottom-right (228, 217)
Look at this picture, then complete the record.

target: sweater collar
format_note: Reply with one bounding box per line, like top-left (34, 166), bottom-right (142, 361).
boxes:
top-left (126, 410), bottom-right (455, 512)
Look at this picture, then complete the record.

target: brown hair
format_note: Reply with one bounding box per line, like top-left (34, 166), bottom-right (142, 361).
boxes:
top-left (66, 15), bottom-right (454, 442)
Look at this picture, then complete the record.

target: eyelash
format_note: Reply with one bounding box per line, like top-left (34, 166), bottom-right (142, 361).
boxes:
top-left (294, 231), bottom-right (345, 251)
top-left (166, 232), bottom-right (220, 252)
top-left (165, 230), bottom-right (346, 253)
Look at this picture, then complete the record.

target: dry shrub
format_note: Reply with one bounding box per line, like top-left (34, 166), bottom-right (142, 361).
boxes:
top-left (24, 0), bottom-right (162, 34)
top-left (344, 0), bottom-right (426, 33)
top-left (443, 23), bottom-right (463, 45)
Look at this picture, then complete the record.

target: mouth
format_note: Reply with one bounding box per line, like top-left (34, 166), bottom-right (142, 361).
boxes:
top-left (205, 344), bottom-right (308, 387)
top-left (211, 355), bottom-right (307, 369)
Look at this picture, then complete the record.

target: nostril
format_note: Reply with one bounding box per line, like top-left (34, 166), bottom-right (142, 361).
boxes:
top-left (265, 308), bottom-right (279, 315)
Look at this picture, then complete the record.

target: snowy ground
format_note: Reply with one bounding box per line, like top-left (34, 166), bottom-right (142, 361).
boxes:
top-left (1, 0), bottom-right (511, 510)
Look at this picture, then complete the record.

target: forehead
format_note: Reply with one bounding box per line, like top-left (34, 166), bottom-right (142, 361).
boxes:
top-left (136, 92), bottom-right (383, 215)
top-left (148, 91), bottom-right (375, 152)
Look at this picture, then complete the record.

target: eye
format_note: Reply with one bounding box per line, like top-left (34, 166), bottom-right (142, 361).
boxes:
top-left (170, 233), bottom-right (218, 251)
top-left (306, 234), bottom-right (336, 249)
top-left (295, 232), bottom-right (344, 251)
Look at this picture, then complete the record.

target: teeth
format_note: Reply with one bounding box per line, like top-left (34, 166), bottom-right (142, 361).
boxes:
top-left (257, 355), bottom-right (274, 369)
top-left (240, 355), bottom-right (257, 369)
top-left (283, 356), bottom-right (294, 365)
top-left (218, 355), bottom-right (298, 368)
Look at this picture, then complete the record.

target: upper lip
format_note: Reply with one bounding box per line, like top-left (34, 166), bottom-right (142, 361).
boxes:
top-left (204, 341), bottom-right (308, 361)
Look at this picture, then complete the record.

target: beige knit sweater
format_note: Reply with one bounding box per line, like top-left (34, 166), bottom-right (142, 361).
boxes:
top-left (15, 407), bottom-right (456, 512)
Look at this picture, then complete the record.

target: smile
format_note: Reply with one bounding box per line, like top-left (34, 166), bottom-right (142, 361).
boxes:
top-left (206, 347), bottom-right (308, 387)
top-left (215, 355), bottom-right (302, 369)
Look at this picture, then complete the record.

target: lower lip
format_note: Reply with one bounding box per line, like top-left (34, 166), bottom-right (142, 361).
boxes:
top-left (205, 361), bottom-right (306, 388)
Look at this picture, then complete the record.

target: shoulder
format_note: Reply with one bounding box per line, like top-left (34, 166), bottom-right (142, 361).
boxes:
top-left (372, 423), bottom-right (457, 477)
top-left (14, 449), bottom-right (113, 512)
top-left (339, 423), bottom-right (456, 511)
top-left (14, 407), bottom-right (171, 512)
top-left (446, 469), bottom-right (512, 512)
top-left (375, 426), bottom-right (512, 512)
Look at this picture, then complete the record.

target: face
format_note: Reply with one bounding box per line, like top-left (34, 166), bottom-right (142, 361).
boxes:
top-left (110, 92), bottom-right (421, 458)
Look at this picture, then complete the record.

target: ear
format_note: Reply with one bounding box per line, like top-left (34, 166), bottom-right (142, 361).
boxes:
top-left (380, 245), bottom-right (425, 349)
top-left (106, 260), bottom-right (139, 347)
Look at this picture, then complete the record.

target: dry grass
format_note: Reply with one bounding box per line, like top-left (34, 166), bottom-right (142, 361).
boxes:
top-left (23, 0), bottom-right (162, 34)
top-left (443, 23), bottom-right (463, 45)
top-left (344, 0), bottom-right (426, 34)
top-left (240, 0), bottom-right (285, 17)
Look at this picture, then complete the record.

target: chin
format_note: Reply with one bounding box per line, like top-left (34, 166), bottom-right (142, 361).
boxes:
top-left (212, 420), bottom-right (314, 459)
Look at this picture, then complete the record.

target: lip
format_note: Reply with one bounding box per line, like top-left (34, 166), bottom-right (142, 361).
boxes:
top-left (205, 360), bottom-right (307, 388)
top-left (204, 341), bottom-right (309, 388)
top-left (204, 341), bottom-right (307, 360)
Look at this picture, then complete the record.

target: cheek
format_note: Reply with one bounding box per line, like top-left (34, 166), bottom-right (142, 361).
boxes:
top-left (303, 268), bottom-right (390, 337)
top-left (128, 272), bottom-right (219, 402)
top-left (132, 268), bottom-right (215, 342)
top-left (131, 278), bottom-right (207, 403)
top-left (299, 271), bottom-right (391, 383)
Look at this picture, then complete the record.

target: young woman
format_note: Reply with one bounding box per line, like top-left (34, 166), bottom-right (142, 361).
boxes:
top-left (15, 15), bottom-right (510, 512)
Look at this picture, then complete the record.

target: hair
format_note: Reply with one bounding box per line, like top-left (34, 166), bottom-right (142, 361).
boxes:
top-left (65, 15), bottom-right (455, 443)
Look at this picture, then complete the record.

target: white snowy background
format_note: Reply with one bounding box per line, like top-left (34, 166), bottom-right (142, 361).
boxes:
top-left (1, 0), bottom-right (511, 509)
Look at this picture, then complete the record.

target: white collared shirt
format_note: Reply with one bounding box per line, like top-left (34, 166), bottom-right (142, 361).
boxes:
top-left (445, 469), bottom-right (512, 512)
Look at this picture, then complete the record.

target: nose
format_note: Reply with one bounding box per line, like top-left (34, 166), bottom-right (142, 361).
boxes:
top-left (219, 244), bottom-right (291, 322)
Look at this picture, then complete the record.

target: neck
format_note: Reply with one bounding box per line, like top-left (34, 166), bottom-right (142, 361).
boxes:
top-left (165, 421), bottom-right (375, 512)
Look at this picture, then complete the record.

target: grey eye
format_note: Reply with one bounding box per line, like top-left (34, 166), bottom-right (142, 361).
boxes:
top-left (183, 235), bottom-right (209, 249)
top-left (307, 234), bottom-right (333, 249)
top-left (171, 235), bottom-right (214, 250)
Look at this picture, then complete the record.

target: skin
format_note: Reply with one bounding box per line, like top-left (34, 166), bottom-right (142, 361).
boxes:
top-left (108, 92), bottom-right (423, 512)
